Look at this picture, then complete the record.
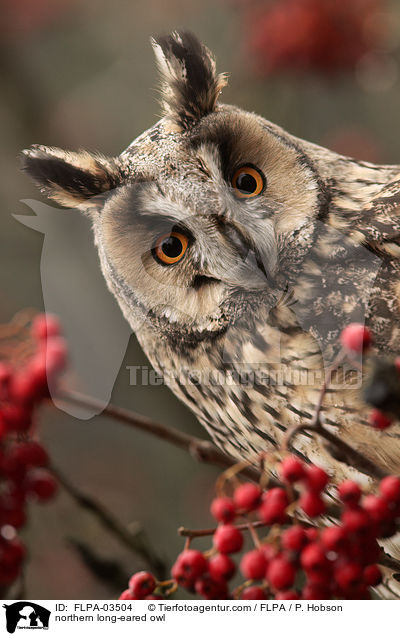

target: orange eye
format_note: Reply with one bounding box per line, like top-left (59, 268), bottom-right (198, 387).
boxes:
top-left (153, 231), bottom-right (189, 265)
top-left (231, 165), bottom-right (265, 198)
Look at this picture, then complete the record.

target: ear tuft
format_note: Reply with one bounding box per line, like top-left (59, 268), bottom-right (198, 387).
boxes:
top-left (21, 145), bottom-right (124, 208)
top-left (151, 31), bottom-right (228, 131)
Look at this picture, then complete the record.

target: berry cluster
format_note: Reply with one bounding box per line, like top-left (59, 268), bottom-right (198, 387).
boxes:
top-left (119, 456), bottom-right (400, 600)
top-left (0, 314), bottom-right (66, 587)
top-left (242, 0), bottom-right (386, 76)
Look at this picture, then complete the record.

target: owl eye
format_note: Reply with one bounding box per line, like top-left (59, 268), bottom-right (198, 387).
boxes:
top-left (231, 165), bottom-right (265, 198)
top-left (153, 231), bottom-right (189, 265)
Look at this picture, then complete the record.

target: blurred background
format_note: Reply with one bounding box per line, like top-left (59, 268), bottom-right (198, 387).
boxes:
top-left (1, 0), bottom-right (400, 598)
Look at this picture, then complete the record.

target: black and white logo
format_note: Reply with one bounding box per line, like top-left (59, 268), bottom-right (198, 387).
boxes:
top-left (3, 602), bottom-right (50, 634)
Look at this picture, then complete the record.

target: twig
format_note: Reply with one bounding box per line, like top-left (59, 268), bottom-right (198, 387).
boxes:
top-left (178, 520), bottom-right (271, 538)
top-left (59, 390), bottom-right (263, 483)
top-left (50, 463), bottom-right (166, 579)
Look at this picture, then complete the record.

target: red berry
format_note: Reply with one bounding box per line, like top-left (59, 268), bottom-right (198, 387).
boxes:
top-left (129, 571), bottom-right (156, 598)
top-left (300, 543), bottom-right (328, 573)
top-left (240, 549), bottom-right (267, 580)
top-left (338, 480), bottom-right (362, 506)
top-left (1, 404), bottom-right (32, 432)
top-left (304, 465), bottom-right (329, 492)
top-left (334, 562), bottom-right (362, 590)
top-left (263, 487), bottom-right (289, 504)
top-left (267, 555), bottom-right (296, 590)
top-left (258, 498), bottom-right (288, 525)
top-left (276, 590), bottom-right (300, 600)
top-left (341, 508), bottom-right (370, 534)
top-left (27, 470), bottom-right (58, 501)
top-left (340, 323), bottom-right (372, 353)
top-left (0, 415), bottom-right (7, 441)
top-left (208, 554), bottom-right (236, 582)
top-left (0, 537), bottom-right (26, 568)
top-left (213, 524), bottom-right (243, 554)
top-left (279, 456), bottom-right (306, 483)
top-left (210, 497), bottom-right (236, 523)
top-left (363, 564), bottom-right (382, 587)
top-left (304, 528), bottom-right (319, 542)
top-left (0, 363), bottom-right (12, 399)
top-left (299, 491), bottom-right (326, 517)
top-left (241, 586), bottom-right (267, 600)
top-left (321, 526), bottom-right (348, 552)
top-left (362, 495), bottom-right (391, 523)
top-left (379, 476), bottom-right (400, 503)
top-left (233, 483), bottom-right (261, 512)
top-left (32, 314), bottom-right (61, 341)
top-left (0, 562), bottom-right (21, 586)
top-left (369, 409), bottom-right (392, 430)
top-left (12, 441), bottom-right (49, 468)
top-left (195, 576), bottom-right (227, 600)
top-left (145, 594), bottom-right (162, 600)
top-left (171, 561), bottom-right (192, 588)
top-left (119, 589), bottom-right (135, 600)
top-left (173, 550), bottom-right (208, 582)
top-left (281, 526), bottom-right (308, 552)
top-left (302, 583), bottom-right (330, 600)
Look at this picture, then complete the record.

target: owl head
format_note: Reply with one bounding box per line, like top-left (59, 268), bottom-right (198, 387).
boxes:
top-left (22, 32), bottom-right (367, 345)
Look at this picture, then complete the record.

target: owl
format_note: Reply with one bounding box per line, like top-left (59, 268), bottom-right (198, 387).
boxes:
top-left (22, 32), bottom-right (400, 489)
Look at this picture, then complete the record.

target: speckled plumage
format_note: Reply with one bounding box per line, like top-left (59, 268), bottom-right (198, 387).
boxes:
top-left (22, 32), bottom-right (400, 485)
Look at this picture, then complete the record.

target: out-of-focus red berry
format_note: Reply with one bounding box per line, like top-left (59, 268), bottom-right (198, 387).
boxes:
top-left (12, 441), bottom-right (49, 468)
top-left (341, 508), bottom-right (370, 534)
top-left (172, 550), bottom-right (208, 582)
top-left (299, 491), bottom-right (326, 517)
top-left (208, 554), bottom-right (236, 582)
top-left (363, 564), bottom-right (382, 587)
top-left (338, 480), bottom-right (362, 506)
top-left (119, 589), bottom-right (135, 600)
top-left (213, 524), bottom-right (243, 554)
top-left (304, 465), bottom-right (329, 492)
top-left (321, 526), bottom-right (348, 552)
top-left (195, 576), bottom-right (227, 600)
top-left (302, 583), bottom-right (330, 600)
top-left (27, 470), bottom-right (58, 501)
top-left (241, 586), bottom-right (267, 600)
top-left (276, 590), bottom-right (300, 600)
top-left (267, 555), bottom-right (296, 590)
top-left (369, 409), bottom-right (393, 430)
top-left (258, 498), bottom-right (288, 525)
top-left (282, 526), bottom-right (308, 552)
top-left (210, 497), bottom-right (236, 524)
top-left (1, 404), bottom-right (32, 432)
top-left (233, 483), bottom-right (261, 512)
top-left (300, 543), bottom-right (329, 573)
top-left (240, 549), bottom-right (267, 580)
top-left (379, 476), bottom-right (400, 502)
top-left (279, 456), bottom-right (306, 483)
top-left (340, 323), bottom-right (372, 353)
top-left (128, 571), bottom-right (156, 598)
top-left (362, 494), bottom-right (391, 523)
top-left (334, 562), bottom-right (362, 590)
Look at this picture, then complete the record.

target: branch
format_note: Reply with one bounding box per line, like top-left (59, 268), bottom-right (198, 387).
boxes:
top-left (178, 520), bottom-right (270, 538)
top-left (50, 463), bottom-right (166, 579)
top-left (59, 390), bottom-right (262, 483)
